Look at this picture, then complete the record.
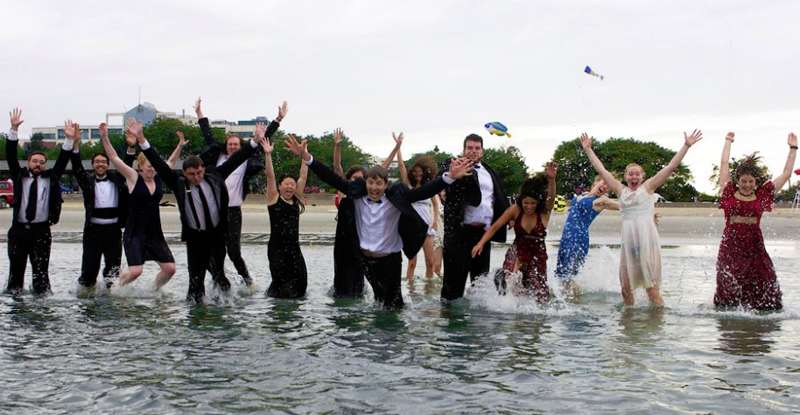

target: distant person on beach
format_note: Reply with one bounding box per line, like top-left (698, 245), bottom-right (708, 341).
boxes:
top-left (260, 124), bottom-right (309, 298)
top-left (471, 163), bottom-right (558, 304)
top-left (713, 131), bottom-right (797, 311)
top-left (439, 134), bottom-right (510, 301)
top-left (4, 108), bottom-right (71, 295)
top-left (98, 120), bottom-right (176, 292)
top-left (286, 133), bottom-right (473, 309)
top-left (580, 130), bottom-right (703, 306)
top-left (70, 121), bottom-right (135, 291)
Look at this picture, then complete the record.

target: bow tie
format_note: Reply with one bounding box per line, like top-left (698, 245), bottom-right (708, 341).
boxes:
top-left (473, 164), bottom-right (482, 169)
top-left (368, 198), bottom-right (383, 204)
top-left (95, 176), bottom-right (109, 182)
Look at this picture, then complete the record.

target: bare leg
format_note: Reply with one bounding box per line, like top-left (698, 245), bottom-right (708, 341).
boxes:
top-left (406, 255), bottom-right (417, 280)
top-left (646, 286), bottom-right (664, 307)
top-left (421, 236), bottom-right (435, 279)
top-left (154, 262), bottom-right (176, 290)
top-left (619, 260), bottom-right (634, 306)
top-left (433, 246), bottom-right (443, 277)
top-left (118, 266), bottom-right (143, 286)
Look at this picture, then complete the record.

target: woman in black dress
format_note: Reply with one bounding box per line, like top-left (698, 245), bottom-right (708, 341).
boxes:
top-left (258, 124), bottom-right (308, 298)
top-left (101, 120), bottom-right (176, 290)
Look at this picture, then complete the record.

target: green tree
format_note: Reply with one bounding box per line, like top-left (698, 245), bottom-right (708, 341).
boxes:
top-left (143, 118), bottom-right (211, 156)
top-left (482, 145), bottom-right (529, 195)
top-left (552, 136), bottom-right (698, 201)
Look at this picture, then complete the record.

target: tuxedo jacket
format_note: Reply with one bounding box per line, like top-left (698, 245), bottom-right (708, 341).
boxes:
top-left (5, 138), bottom-right (70, 226)
top-left (142, 142), bottom-right (257, 241)
top-left (309, 158), bottom-right (448, 259)
top-left (439, 159), bottom-right (509, 245)
top-left (198, 117), bottom-right (278, 202)
top-left (70, 150), bottom-right (134, 228)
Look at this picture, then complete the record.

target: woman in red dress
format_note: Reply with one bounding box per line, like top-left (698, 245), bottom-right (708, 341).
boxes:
top-left (471, 163), bottom-right (557, 304)
top-left (714, 131), bottom-right (798, 311)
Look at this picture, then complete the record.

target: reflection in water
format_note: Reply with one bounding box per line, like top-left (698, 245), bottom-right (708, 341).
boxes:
top-left (618, 306), bottom-right (665, 341)
top-left (715, 318), bottom-right (780, 356)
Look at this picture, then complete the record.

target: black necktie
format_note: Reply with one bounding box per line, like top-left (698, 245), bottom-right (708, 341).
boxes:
top-left (197, 185), bottom-right (214, 230)
top-left (26, 175), bottom-right (38, 222)
top-left (187, 188), bottom-right (203, 230)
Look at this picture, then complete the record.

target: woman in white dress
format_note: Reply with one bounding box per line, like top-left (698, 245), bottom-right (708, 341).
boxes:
top-left (579, 130), bottom-right (703, 306)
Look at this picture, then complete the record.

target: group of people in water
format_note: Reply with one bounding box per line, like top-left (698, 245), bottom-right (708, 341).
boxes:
top-left (4, 102), bottom-right (797, 311)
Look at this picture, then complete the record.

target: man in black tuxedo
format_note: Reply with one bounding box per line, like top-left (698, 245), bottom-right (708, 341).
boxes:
top-left (440, 134), bottom-right (509, 301)
top-left (4, 108), bottom-right (72, 295)
top-left (285, 134), bottom-right (473, 309)
top-left (131, 120), bottom-right (265, 303)
top-left (70, 122), bottom-right (135, 289)
top-left (193, 98), bottom-right (285, 287)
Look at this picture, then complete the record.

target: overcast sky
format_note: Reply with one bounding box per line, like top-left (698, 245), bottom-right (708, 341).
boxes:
top-left (2, 0), bottom-right (798, 193)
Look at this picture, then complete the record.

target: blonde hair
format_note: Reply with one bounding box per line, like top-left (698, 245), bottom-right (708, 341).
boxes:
top-left (624, 163), bottom-right (645, 176)
top-left (134, 153), bottom-right (150, 171)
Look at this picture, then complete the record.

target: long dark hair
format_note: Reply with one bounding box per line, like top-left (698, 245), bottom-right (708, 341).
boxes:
top-left (278, 174), bottom-right (305, 214)
top-left (408, 156), bottom-right (437, 188)
top-left (515, 173), bottom-right (548, 214)
top-left (733, 152), bottom-right (770, 187)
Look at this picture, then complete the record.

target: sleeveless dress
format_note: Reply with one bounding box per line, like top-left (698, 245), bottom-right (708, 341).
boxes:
top-left (555, 194), bottom-right (600, 280)
top-left (714, 181), bottom-right (781, 310)
top-left (497, 211), bottom-right (549, 303)
top-left (267, 197), bottom-right (308, 298)
top-left (619, 187), bottom-right (660, 289)
top-left (123, 176), bottom-right (174, 266)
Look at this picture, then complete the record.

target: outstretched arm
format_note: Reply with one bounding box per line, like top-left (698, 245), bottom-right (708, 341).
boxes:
top-left (772, 133), bottom-right (798, 190)
top-left (258, 122), bottom-right (279, 205)
top-left (395, 133), bottom-right (410, 187)
top-left (580, 133), bottom-right (624, 195)
top-left (101, 122), bottom-right (138, 188)
top-left (471, 205), bottom-right (519, 258)
top-left (644, 129), bottom-right (703, 194)
top-left (129, 119), bottom-right (179, 189)
top-left (6, 108), bottom-right (23, 177)
top-left (167, 130), bottom-right (188, 169)
top-left (332, 128), bottom-right (344, 177)
top-left (286, 134), bottom-right (353, 195)
top-left (593, 196), bottom-right (620, 212)
top-left (544, 161), bottom-right (557, 212)
top-left (296, 139), bottom-right (309, 201)
top-left (382, 132), bottom-right (402, 170)
top-left (718, 132), bottom-right (735, 192)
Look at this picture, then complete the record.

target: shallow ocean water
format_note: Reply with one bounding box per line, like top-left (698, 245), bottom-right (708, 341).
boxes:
top-left (1, 238), bottom-right (798, 414)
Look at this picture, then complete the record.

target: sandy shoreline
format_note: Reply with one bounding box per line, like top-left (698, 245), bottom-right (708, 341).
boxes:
top-left (2, 195), bottom-right (798, 244)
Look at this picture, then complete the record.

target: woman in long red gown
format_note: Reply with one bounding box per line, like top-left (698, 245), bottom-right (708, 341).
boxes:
top-left (714, 132), bottom-right (798, 311)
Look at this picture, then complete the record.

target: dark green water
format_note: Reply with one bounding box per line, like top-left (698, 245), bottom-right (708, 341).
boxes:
top-left (1, 243), bottom-right (799, 414)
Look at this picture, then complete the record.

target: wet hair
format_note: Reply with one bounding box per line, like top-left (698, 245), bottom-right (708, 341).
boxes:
top-left (345, 165), bottom-right (366, 180)
top-left (463, 134), bottom-right (484, 150)
top-left (365, 165), bottom-right (388, 184)
top-left (182, 155), bottom-right (204, 171)
top-left (516, 173), bottom-right (549, 214)
top-left (277, 174), bottom-right (305, 214)
top-left (27, 151), bottom-right (47, 161)
top-left (734, 152), bottom-right (769, 186)
top-left (408, 156), bottom-right (438, 188)
top-left (91, 153), bottom-right (109, 163)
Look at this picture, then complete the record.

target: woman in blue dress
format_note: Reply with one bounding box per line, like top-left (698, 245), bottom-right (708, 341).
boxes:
top-left (554, 177), bottom-right (618, 294)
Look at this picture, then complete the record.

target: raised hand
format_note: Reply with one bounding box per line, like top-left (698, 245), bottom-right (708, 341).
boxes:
top-left (333, 128), bottom-right (343, 145)
top-left (579, 132), bottom-right (592, 150)
top-left (64, 120), bottom-right (80, 142)
top-left (9, 108), bottom-right (23, 131)
top-left (276, 101), bottom-right (288, 122)
top-left (255, 121), bottom-right (267, 140)
top-left (126, 118), bottom-right (145, 144)
top-left (788, 132), bottom-right (797, 148)
top-left (284, 133), bottom-right (307, 159)
top-left (683, 129), bottom-right (703, 147)
top-left (260, 137), bottom-right (273, 154)
top-left (448, 157), bottom-right (474, 179)
top-left (546, 161), bottom-right (558, 179)
top-left (725, 131), bottom-right (735, 143)
top-left (99, 122), bottom-right (109, 139)
top-left (194, 97), bottom-right (203, 118)
top-left (392, 132), bottom-right (404, 148)
top-left (176, 130), bottom-right (188, 146)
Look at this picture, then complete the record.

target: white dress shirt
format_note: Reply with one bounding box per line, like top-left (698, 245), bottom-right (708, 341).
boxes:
top-left (187, 180), bottom-right (220, 231)
top-left (10, 129), bottom-right (73, 224)
top-left (217, 154), bottom-right (247, 207)
top-left (355, 195), bottom-right (403, 254)
top-left (90, 177), bottom-right (119, 224)
top-left (463, 162), bottom-right (495, 229)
